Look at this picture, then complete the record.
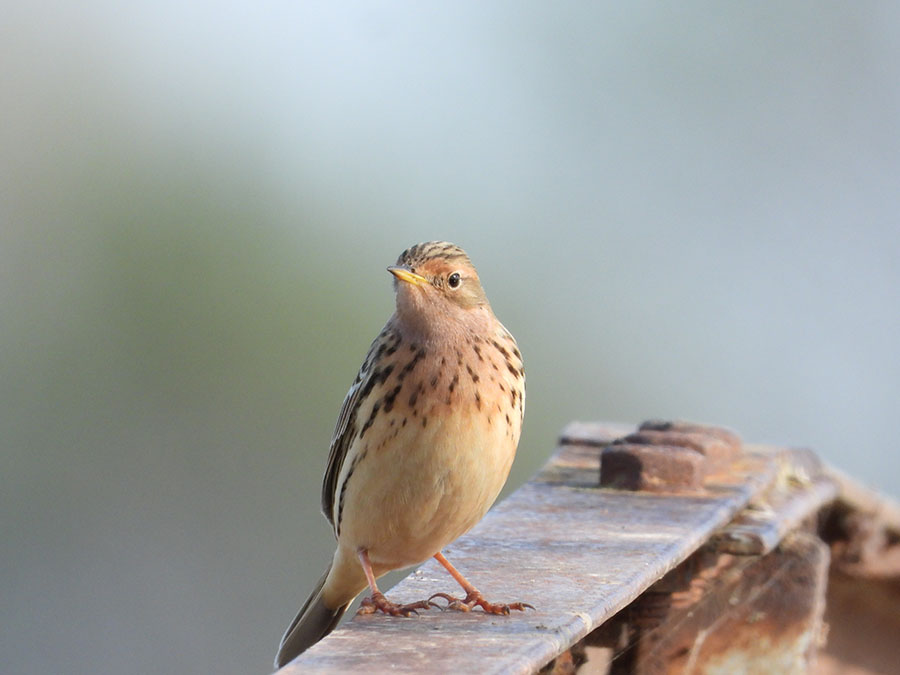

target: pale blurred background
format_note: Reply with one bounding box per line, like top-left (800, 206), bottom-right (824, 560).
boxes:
top-left (2, 3), bottom-right (899, 674)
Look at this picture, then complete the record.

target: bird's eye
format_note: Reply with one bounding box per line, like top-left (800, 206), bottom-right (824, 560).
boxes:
top-left (447, 272), bottom-right (462, 289)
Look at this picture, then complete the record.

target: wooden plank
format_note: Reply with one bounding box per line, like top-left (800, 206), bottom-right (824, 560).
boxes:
top-left (279, 423), bottom-right (781, 674)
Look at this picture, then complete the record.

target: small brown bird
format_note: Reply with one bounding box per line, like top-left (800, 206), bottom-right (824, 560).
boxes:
top-left (275, 241), bottom-right (528, 668)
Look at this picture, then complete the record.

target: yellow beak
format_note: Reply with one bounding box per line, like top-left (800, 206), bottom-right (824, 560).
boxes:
top-left (387, 266), bottom-right (429, 287)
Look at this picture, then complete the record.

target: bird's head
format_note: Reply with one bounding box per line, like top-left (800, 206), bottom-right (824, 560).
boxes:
top-left (388, 241), bottom-right (491, 337)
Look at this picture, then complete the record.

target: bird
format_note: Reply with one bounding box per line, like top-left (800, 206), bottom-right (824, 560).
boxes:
top-left (274, 241), bottom-right (528, 668)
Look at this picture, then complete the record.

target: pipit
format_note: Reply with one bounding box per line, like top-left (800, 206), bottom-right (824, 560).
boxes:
top-left (275, 241), bottom-right (528, 668)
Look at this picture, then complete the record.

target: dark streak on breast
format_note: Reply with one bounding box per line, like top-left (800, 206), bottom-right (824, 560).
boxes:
top-left (491, 339), bottom-right (510, 359)
top-left (408, 381), bottom-right (425, 408)
top-left (398, 349), bottom-right (425, 382)
top-left (383, 384), bottom-right (402, 412)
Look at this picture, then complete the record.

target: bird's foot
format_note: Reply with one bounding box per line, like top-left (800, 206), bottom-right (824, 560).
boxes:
top-left (429, 590), bottom-right (534, 615)
top-left (357, 591), bottom-right (436, 617)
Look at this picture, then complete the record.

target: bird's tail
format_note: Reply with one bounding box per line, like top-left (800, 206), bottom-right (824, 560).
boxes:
top-left (274, 565), bottom-right (349, 669)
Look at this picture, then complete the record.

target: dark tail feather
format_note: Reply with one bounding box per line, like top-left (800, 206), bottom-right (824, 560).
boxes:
top-left (274, 566), bottom-right (348, 669)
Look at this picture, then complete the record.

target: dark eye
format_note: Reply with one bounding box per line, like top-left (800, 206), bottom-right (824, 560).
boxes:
top-left (447, 272), bottom-right (461, 289)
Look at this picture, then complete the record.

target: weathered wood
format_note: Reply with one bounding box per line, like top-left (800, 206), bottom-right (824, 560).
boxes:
top-left (278, 422), bottom-right (785, 674)
top-left (600, 532), bottom-right (829, 674)
top-left (816, 573), bottom-right (900, 675)
top-left (815, 466), bottom-right (900, 674)
top-left (822, 466), bottom-right (900, 578)
top-left (712, 446), bottom-right (837, 556)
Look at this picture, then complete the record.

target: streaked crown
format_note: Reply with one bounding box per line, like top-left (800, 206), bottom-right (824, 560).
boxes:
top-left (395, 241), bottom-right (472, 271)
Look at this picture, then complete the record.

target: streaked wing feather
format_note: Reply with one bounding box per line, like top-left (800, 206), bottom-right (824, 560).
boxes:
top-left (320, 322), bottom-right (391, 530)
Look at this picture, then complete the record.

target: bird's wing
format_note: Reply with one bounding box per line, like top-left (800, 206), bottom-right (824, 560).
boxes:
top-left (320, 319), bottom-right (394, 532)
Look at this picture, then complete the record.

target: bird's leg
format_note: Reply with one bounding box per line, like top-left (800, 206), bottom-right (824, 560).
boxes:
top-left (429, 551), bottom-right (534, 614)
top-left (355, 549), bottom-right (436, 616)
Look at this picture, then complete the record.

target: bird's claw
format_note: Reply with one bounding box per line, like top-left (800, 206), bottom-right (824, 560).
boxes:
top-left (428, 592), bottom-right (471, 612)
top-left (428, 590), bottom-right (534, 615)
top-left (357, 591), bottom-right (436, 617)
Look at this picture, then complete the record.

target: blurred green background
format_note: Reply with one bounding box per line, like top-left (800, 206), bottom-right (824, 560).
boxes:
top-left (3, 3), bottom-right (898, 674)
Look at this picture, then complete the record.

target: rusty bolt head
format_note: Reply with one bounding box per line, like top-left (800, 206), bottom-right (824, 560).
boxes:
top-left (600, 420), bottom-right (743, 492)
top-left (638, 420), bottom-right (742, 453)
top-left (600, 443), bottom-right (706, 491)
top-left (617, 430), bottom-right (740, 465)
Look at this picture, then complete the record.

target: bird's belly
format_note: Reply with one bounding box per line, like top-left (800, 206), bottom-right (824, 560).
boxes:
top-left (337, 409), bottom-right (518, 572)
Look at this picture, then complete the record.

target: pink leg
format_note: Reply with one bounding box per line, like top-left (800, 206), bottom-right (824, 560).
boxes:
top-left (355, 549), bottom-right (436, 616)
top-left (429, 551), bottom-right (533, 614)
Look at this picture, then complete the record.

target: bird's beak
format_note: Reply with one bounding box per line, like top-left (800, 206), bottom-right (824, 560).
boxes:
top-left (387, 266), bottom-right (429, 287)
